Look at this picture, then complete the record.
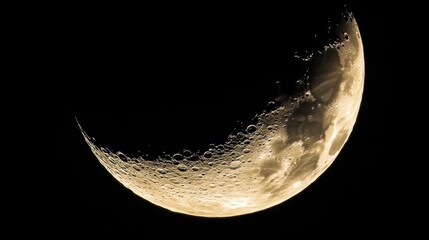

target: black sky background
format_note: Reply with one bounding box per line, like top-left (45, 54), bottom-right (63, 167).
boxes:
top-left (52, 1), bottom-right (392, 236)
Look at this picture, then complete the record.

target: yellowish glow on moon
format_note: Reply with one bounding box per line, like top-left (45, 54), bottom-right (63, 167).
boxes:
top-left (79, 14), bottom-right (364, 217)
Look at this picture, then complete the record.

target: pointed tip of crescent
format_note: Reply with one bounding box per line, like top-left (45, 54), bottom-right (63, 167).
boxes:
top-left (75, 117), bottom-right (84, 133)
top-left (75, 117), bottom-right (92, 145)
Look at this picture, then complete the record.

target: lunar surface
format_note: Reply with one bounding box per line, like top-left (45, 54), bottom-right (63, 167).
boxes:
top-left (79, 13), bottom-right (364, 217)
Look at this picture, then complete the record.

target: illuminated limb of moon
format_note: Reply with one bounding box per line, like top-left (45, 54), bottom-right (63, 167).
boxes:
top-left (79, 13), bottom-right (364, 217)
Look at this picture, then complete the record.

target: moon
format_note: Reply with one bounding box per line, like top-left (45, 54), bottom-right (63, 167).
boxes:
top-left (79, 12), bottom-right (364, 217)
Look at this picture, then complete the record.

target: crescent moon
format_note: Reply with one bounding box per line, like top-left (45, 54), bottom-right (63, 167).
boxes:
top-left (79, 13), bottom-right (364, 217)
